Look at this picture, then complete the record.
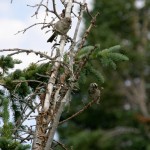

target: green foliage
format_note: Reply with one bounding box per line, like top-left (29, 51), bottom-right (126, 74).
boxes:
top-left (0, 137), bottom-right (30, 150)
top-left (58, 0), bottom-right (150, 150)
top-left (2, 98), bottom-right (9, 124)
top-left (76, 44), bottom-right (128, 85)
top-left (12, 69), bottom-right (23, 79)
top-left (76, 45), bottom-right (95, 60)
top-left (1, 123), bottom-right (13, 139)
top-left (16, 77), bottom-right (30, 96)
top-left (2, 62), bottom-right (51, 123)
top-left (99, 131), bottom-right (149, 150)
top-left (86, 64), bottom-right (105, 83)
top-left (0, 96), bottom-right (13, 139)
top-left (68, 130), bottom-right (102, 150)
top-left (0, 55), bottom-right (21, 74)
top-left (24, 63), bottom-right (50, 89)
top-left (67, 129), bottom-right (150, 150)
top-left (97, 45), bottom-right (129, 69)
top-left (0, 59), bottom-right (52, 144)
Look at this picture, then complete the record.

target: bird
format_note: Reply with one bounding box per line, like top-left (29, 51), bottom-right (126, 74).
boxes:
top-left (88, 83), bottom-right (101, 104)
top-left (47, 17), bottom-right (72, 42)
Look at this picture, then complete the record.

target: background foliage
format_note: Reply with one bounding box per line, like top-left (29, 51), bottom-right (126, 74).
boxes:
top-left (57, 0), bottom-right (150, 150)
top-left (1, 0), bottom-right (150, 149)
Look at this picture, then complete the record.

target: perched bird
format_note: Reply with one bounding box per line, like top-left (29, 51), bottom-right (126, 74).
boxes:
top-left (88, 83), bottom-right (101, 104)
top-left (47, 17), bottom-right (72, 42)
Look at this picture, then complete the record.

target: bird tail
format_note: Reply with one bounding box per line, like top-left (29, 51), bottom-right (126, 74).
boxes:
top-left (47, 33), bottom-right (56, 43)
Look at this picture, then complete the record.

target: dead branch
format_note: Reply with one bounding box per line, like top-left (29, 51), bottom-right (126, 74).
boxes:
top-left (75, 45), bottom-right (98, 79)
top-left (85, 3), bottom-right (93, 19)
top-left (15, 22), bottom-right (49, 34)
top-left (27, 4), bottom-right (53, 14)
top-left (0, 48), bottom-right (54, 60)
top-left (13, 103), bottom-right (40, 134)
top-left (53, 139), bottom-right (68, 150)
top-left (77, 12), bottom-right (100, 52)
top-left (5, 0), bottom-right (102, 149)
top-left (45, 89), bottom-right (71, 150)
top-left (68, 0), bottom-right (86, 81)
top-left (31, 0), bottom-right (44, 18)
top-left (13, 79), bottom-right (47, 85)
top-left (52, 0), bottom-right (61, 19)
top-left (59, 97), bottom-right (99, 125)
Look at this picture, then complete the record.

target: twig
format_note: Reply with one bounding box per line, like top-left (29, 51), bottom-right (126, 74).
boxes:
top-left (73, 0), bottom-right (82, 5)
top-left (15, 22), bottom-right (49, 35)
top-left (13, 79), bottom-right (47, 85)
top-left (43, 1), bottom-right (49, 27)
top-left (13, 104), bottom-right (40, 134)
top-left (59, 97), bottom-right (98, 125)
top-left (53, 139), bottom-right (68, 150)
top-left (73, 0), bottom-right (86, 41)
top-left (85, 3), bottom-right (93, 19)
top-left (32, 0), bottom-right (44, 18)
top-left (68, 0), bottom-right (86, 81)
top-left (20, 134), bottom-right (32, 143)
top-left (0, 48), bottom-right (54, 60)
top-left (36, 73), bottom-right (49, 78)
top-left (41, 17), bottom-right (56, 30)
top-left (27, 4), bottom-right (53, 14)
top-left (35, 58), bottom-right (47, 64)
top-left (76, 12), bottom-right (100, 52)
top-left (75, 45), bottom-right (98, 79)
top-left (52, 0), bottom-right (61, 19)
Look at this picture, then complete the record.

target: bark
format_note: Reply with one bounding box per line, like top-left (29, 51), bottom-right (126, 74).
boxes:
top-left (44, 90), bottom-right (71, 150)
top-left (32, 1), bottom-right (73, 149)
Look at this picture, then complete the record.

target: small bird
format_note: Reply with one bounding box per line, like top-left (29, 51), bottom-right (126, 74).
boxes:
top-left (88, 83), bottom-right (101, 104)
top-left (47, 17), bottom-right (72, 42)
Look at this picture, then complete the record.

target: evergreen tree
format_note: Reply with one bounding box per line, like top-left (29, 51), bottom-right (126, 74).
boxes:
top-left (0, 55), bottom-right (30, 150)
top-left (0, 1), bottom-right (129, 149)
top-left (58, 0), bottom-right (150, 149)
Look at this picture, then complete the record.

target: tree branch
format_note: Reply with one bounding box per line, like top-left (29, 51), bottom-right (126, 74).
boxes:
top-left (59, 97), bottom-right (99, 125)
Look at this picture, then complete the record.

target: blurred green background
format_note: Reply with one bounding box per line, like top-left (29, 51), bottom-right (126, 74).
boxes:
top-left (58, 0), bottom-right (150, 149)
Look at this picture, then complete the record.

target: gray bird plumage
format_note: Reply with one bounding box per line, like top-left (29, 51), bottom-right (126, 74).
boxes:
top-left (47, 17), bottom-right (71, 42)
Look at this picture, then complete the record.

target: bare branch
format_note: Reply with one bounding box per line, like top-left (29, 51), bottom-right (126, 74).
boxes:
top-left (7, 0), bottom-right (102, 149)
top-left (44, 89), bottom-right (71, 150)
top-left (15, 22), bottom-right (49, 35)
top-left (31, 0), bottom-right (44, 18)
top-left (68, 0), bottom-right (86, 81)
top-left (53, 139), bottom-right (68, 150)
top-left (13, 104), bottom-right (40, 134)
top-left (73, 0), bottom-right (82, 5)
top-left (77, 12), bottom-right (100, 52)
top-left (52, 0), bottom-right (61, 19)
top-left (59, 97), bottom-right (99, 125)
top-left (75, 45), bottom-right (98, 79)
top-left (13, 79), bottom-right (47, 85)
top-left (0, 48), bottom-right (54, 60)
top-left (27, 4), bottom-right (53, 14)
top-left (85, 3), bottom-right (93, 19)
